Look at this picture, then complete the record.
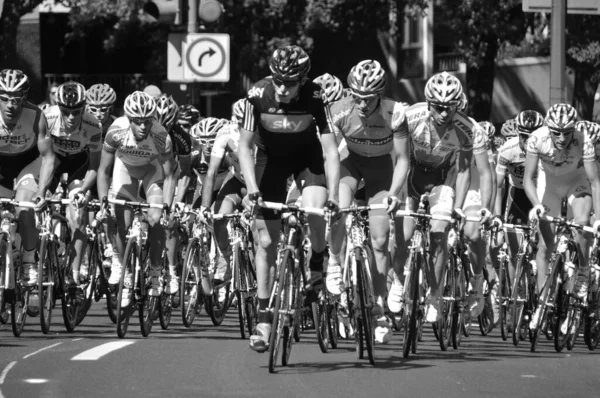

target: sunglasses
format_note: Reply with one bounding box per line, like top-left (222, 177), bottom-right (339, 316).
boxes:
top-left (59, 106), bottom-right (83, 116)
top-left (198, 138), bottom-right (216, 147)
top-left (0, 95), bottom-right (24, 104)
top-left (88, 105), bottom-right (112, 113)
top-left (430, 102), bottom-right (458, 113)
top-left (272, 77), bottom-right (301, 88)
top-left (130, 117), bottom-right (153, 125)
top-left (350, 91), bottom-right (378, 102)
top-left (549, 127), bottom-right (574, 137)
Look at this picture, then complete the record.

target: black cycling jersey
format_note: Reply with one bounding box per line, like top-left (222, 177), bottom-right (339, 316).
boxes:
top-left (169, 123), bottom-right (193, 158)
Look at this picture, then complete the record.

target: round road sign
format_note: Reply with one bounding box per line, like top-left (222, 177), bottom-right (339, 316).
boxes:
top-left (185, 37), bottom-right (226, 78)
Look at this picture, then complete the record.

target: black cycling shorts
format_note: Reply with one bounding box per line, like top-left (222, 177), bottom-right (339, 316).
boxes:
top-left (504, 186), bottom-right (532, 225)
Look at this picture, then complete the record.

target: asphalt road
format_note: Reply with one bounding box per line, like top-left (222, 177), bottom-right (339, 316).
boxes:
top-left (0, 300), bottom-right (598, 398)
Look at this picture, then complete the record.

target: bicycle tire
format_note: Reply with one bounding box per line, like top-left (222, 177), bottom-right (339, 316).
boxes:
top-left (478, 278), bottom-right (494, 336)
top-left (452, 260), bottom-right (467, 349)
top-left (159, 293), bottom-right (173, 330)
top-left (268, 249), bottom-right (292, 373)
top-left (139, 248), bottom-right (158, 337)
top-left (0, 234), bottom-right (6, 325)
top-left (438, 254), bottom-right (455, 351)
top-left (530, 262), bottom-right (559, 352)
top-left (498, 259), bottom-right (510, 341)
top-left (236, 291), bottom-right (247, 339)
top-left (76, 242), bottom-right (99, 326)
top-left (0, 300), bottom-right (8, 324)
top-left (282, 267), bottom-right (301, 367)
top-left (246, 295), bottom-right (257, 338)
top-left (584, 289), bottom-right (600, 350)
top-left (206, 278), bottom-right (233, 326)
top-left (554, 281), bottom-right (571, 352)
top-left (566, 306), bottom-right (582, 351)
top-left (106, 289), bottom-right (117, 324)
top-left (328, 302), bottom-right (339, 349)
top-left (181, 238), bottom-right (200, 327)
top-left (38, 235), bottom-right (54, 334)
top-left (235, 245), bottom-right (248, 339)
top-left (313, 300), bottom-right (329, 353)
top-left (403, 251), bottom-right (422, 358)
top-left (511, 257), bottom-right (528, 346)
top-left (116, 238), bottom-right (136, 339)
top-left (357, 246), bottom-right (375, 364)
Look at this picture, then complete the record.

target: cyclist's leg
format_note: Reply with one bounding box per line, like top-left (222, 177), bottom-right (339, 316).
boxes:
top-left (249, 151), bottom-right (288, 351)
top-left (567, 177), bottom-right (592, 298)
top-left (535, 171), bottom-right (561, 293)
top-left (505, 186), bottom-right (532, 281)
top-left (326, 157), bottom-right (358, 295)
top-left (64, 158), bottom-right (90, 284)
top-left (463, 189), bottom-right (486, 316)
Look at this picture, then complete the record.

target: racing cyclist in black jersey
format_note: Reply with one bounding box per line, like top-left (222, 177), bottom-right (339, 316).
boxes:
top-left (238, 45), bottom-right (340, 352)
top-left (86, 84), bottom-right (118, 139)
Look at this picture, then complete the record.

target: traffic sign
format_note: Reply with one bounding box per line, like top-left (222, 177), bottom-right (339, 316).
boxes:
top-left (167, 33), bottom-right (185, 81)
top-left (523, 0), bottom-right (600, 14)
top-left (183, 33), bottom-right (230, 82)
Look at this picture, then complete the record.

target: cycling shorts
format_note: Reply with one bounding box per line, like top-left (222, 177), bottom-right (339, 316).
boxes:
top-left (401, 165), bottom-right (455, 216)
top-left (340, 152), bottom-right (392, 214)
top-left (255, 147), bottom-right (326, 220)
top-left (537, 170), bottom-right (590, 218)
top-left (504, 186), bottom-right (532, 225)
top-left (109, 156), bottom-right (164, 201)
top-left (0, 153), bottom-right (41, 194)
top-left (215, 174), bottom-right (246, 208)
top-left (463, 189), bottom-right (481, 212)
top-left (48, 152), bottom-right (89, 193)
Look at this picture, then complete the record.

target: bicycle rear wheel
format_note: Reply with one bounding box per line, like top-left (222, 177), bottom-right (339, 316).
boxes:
top-left (313, 299), bottom-right (329, 353)
top-left (282, 266), bottom-right (301, 367)
top-left (498, 259), bottom-right (510, 341)
top-left (554, 281), bottom-right (572, 352)
top-left (116, 238), bottom-right (136, 339)
top-left (268, 250), bottom-right (292, 373)
top-left (584, 290), bottom-right (600, 350)
top-left (181, 238), bottom-right (200, 327)
top-left (530, 259), bottom-right (559, 352)
top-left (159, 293), bottom-right (173, 330)
top-left (77, 242), bottom-right (99, 326)
top-left (511, 257), bottom-right (528, 346)
top-left (328, 301), bottom-right (339, 349)
top-left (438, 254), bottom-right (455, 351)
top-left (403, 251), bottom-right (422, 358)
top-left (206, 278), bottom-right (233, 326)
top-left (38, 235), bottom-right (54, 334)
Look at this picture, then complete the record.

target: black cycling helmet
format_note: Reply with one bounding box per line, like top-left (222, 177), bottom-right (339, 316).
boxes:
top-left (269, 45), bottom-right (311, 82)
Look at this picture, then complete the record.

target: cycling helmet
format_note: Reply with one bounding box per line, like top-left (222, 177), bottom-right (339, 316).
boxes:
top-left (313, 73), bottom-right (344, 103)
top-left (458, 92), bottom-right (468, 112)
top-left (56, 81), bottom-right (86, 109)
top-left (190, 117), bottom-right (226, 141)
top-left (123, 91), bottom-right (157, 119)
top-left (269, 45), bottom-right (311, 82)
top-left (86, 84), bottom-right (117, 106)
top-left (478, 121), bottom-right (495, 139)
top-left (155, 95), bottom-right (178, 128)
top-left (231, 99), bottom-right (245, 124)
top-left (424, 72), bottom-right (463, 104)
top-left (347, 60), bottom-right (386, 95)
top-left (0, 69), bottom-right (30, 94)
top-left (545, 103), bottom-right (578, 130)
top-left (178, 104), bottom-right (201, 125)
top-left (515, 110), bottom-right (544, 134)
top-left (501, 118), bottom-right (518, 138)
top-left (576, 120), bottom-right (600, 144)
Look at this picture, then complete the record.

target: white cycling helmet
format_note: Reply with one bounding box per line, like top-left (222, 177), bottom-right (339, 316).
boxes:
top-left (545, 103), bottom-right (578, 130)
top-left (155, 95), bottom-right (178, 128)
top-left (576, 120), bottom-right (600, 144)
top-left (0, 69), bottom-right (30, 94)
top-left (500, 118), bottom-right (518, 138)
top-left (478, 121), bottom-right (495, 139)
top-left (190, 117), bottom-right (226, 145)
top-left (313, 73), bottom-right (344, 104)
top-left (124, 91), bottom-right (157, 119)
top-left (86, 83), bottom-right (117, 106)
top-left (347, 60), bottom-right (386, 96)
top-left (231, 99), bottom-right (245, 124)
top-left (56, 81), bottom-right (86, 109)
top-left (424, 72), bottom-right (463, 104)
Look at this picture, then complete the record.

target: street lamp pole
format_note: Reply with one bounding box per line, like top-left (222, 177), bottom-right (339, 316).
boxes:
top-left (549, 0), bottom-right (566, 106)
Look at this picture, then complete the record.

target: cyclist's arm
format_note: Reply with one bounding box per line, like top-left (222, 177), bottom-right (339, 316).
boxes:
top-left (161, 153), bottom-right (177, 207)
top-left (97, 149), bottom-right (115, 201)
top-left (239, 127), bottom-right (258, 193)
top-left (523, 152), bottom-right (540, 207)
top-left (36, 113), bottom-right (55, 198)
top-left (454, 150), bottom-right (472, 209)
top-left (388, 134), bottom-right (409, 197)
top-left (474, 151), bottom-right (493, 209)
top-left (494, 169), bottom-right (507, 216)
top-left (320, 129), bottom-right (340, 202)
top-left (490, 157), bottom-right (497, 212)
top-left (80, 148), bottom-right (100, 195)
top-left (200, 154), bottom-right (223, 209)
top-left (585, 160), bottom-right (600, 218)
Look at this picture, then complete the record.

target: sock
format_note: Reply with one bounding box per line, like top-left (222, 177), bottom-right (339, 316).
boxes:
top-left (258, 298), bottom-right (270, 323)
top-left (309, 249), bottom-right (324, 272)
top-left (22, 248), bottom-right (35, 263)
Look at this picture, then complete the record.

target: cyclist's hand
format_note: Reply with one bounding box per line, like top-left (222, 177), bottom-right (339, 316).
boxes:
top-left (243, 191), bottom-right (262, 215)
top-left (385, 195), bottom-right (401, 215)
top-left (452, 207), bottom-right (466, 221)
top-left (593, 219), bottom-right (600, 234)
top-left (34, 196), bottom-right (47, 212)
top-left (199, 206), bottom-right (210, 224)
top-left (479, 207), bottom-right (492, 225)
top-left (491, 216), bottom-right (503, 230)
top-left (528, 204), bottom-right (545, 221)
top-left (74, 192), bottom-right (89, 208)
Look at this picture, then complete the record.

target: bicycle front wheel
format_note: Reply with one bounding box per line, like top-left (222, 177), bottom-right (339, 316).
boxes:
top-left (355, 246), bottom-right (375, 365)
top-left (76, 241), bottom-right (100, 326)
top-left (511, 256), bottom-right (528, 346)
top-left (438, 254), bottom-right (455, 351)
top-left (498, 259), bottom-right (510, 341)
top-left (38, 235), bottom-right (54, 334)
top-left (268, 249), bottom-right (292, 373)
top-left (403, 251), bottom-right (422, 358)
top-left (181, 238), bottom-right (201, 327)
top-left (116, 238), bottom-right (137, 339)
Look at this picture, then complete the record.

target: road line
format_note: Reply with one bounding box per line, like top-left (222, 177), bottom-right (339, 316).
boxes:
top-left (72, 338), bottom-right (83, 341)
top-left (71, 341), bottom-right (134, 361)
top-left (0, 361), bottom-right (16, 384)
top-left (23, 342), bottom-right (62, 359)
top-left (521, 375), bottom-right (536, 378)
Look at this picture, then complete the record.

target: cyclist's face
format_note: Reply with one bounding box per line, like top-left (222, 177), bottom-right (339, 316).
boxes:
top-left (272, 78), bottom-right (302, 104)
top-left (60, 106), bottom-right (84, 130)
top-left (549, 127), bottom-right (574, 150)
top-left (429, 102), bottom-right (458, 127)
top-left (0, 92), bottom-right (25, 123)
top-left (351, 92), bottom-right (379, 118)
top-left (518, 133), bottom-right (530, 152)
top-left (87, 104), bottom-right (112, 124)
top-left (129, 117), bottom-right (153, 138)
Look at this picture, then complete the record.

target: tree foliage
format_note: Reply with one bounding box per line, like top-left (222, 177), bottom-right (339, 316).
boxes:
top-left (0, 0), bottom-right (45, 67)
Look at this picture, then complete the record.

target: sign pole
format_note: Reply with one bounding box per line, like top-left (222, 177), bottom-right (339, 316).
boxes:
top-left (549, 0), bottom-right (566, 106)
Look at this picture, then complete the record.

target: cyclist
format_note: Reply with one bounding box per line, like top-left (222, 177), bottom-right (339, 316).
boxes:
top-left (177, 104), bottom-right (202, 135)
top-left (0, 69), bottom-right (55, 285)
top-left (325, 60), bottom-right (409, 344)
top-left (98, 91), bottom-right (177, 303)
top-left (525, 104), bottom-right (600, 329)
top-left (388, 72), bottom-right (491, 323)
top-left (44, 81), bottom-right (103, 284)
top-left (238, 45), bottom-right (340, 352)
top-left (86, 84), bottom-right (117, 138)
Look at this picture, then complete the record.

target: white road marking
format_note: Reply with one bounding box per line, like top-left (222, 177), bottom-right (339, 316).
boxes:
top-left (0, 388), bottom-right (4, 398)
top-left (72, 338), bottom-right (83, 341)
top-left (24, 379), bottom-right (48, 384)
top-left (0, 361), bottom-right (16, 384)
top-left (23, 342), bottom-right (63, 359)
top-left (71, 341), bottom-right (134, 361)
top-left (521, 375), bottom-right (536, 378)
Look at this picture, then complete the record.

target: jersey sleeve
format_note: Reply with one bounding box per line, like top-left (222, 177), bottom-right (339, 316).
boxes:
top-left (583, 130), bottom-right (596, 163)
top-left (162, 134), bottom-right (173, 157)
top-left (312, 97), bottom-right (332, 135)
top-left (241, 97), bottom-right (257, 132)
top-left (89, 128), bottom-right (102, 152)
top-left (471, 122), bottom-right (487, 155)
top-left (495, 144), bottom-right (511, 174)
top-left (210, 133), bottom-right (229, 159)
top-left (171, 124), bottom-right (192, 157)
top-left (526, 131), bottom-right (540, 156)
top-left (103, 127), bottom-right (121, 154)
top-left (391, 102), bottom-right (408, 138)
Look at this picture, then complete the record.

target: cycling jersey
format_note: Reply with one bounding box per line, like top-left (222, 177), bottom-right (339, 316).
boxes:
top-left (103, 116), bottom-right (172, 167)
top-left (464, 138), bottom-right (495, 209)
top-left (44, 105), bottom-right (102, 158)
top-left (241, 77), bottom-right (331, 159)
top-left (328, 97), bottom-right (408, 157)
top-left (169, 123), bottom-right (192, 159)
top-left (527, 126), bottom-right (594, 176)
top-left (496, 137), bottom-right (526, 189)
top-left (405, 102), bottom-right (486, 170)
top-left (101, 115), bottom-right (117, 139)
top-left (210, 123), bottom-right (244, 182)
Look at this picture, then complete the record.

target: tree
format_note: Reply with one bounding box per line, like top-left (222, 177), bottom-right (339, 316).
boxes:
top-left (436, 0), bottom-right (526, 122)
top-left (0, 0), bottom-right (45, 68)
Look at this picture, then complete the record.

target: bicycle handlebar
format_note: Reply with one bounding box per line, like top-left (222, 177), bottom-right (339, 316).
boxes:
top-left (338, 203), bottom-right (387, 214)
top-left (261, 201), bottom-right (325, 217)
top-left (0, 198), bottom-right (36, 208)
top-left (541, 215), bottom-right (594, 234)
top-left (394, 209), bottom-right (479, 224)
top-left (108, 198), bottom-right (166, 210)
